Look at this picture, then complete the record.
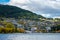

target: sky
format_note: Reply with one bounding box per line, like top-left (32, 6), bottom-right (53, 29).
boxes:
top-left (0, 0), bottom-right (60, 18)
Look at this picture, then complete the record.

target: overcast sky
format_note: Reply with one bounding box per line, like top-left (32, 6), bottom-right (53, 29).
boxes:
top-left (0, 0), bottom-right (60, 18)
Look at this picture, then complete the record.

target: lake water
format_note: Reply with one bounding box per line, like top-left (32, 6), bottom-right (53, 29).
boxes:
top-left (0, 33), bottom-right (60, 40)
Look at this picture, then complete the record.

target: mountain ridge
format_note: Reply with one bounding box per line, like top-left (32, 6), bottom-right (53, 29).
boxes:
top-left (0, 4), bottom-right (45, 19)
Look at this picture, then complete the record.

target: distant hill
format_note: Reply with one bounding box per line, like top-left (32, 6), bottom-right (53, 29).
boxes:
top-left (0, 4), bottom-right (45, 19)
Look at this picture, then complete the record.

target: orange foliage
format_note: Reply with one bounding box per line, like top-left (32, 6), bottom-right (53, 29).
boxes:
top-left (17, 28), bottom-right (25, 33)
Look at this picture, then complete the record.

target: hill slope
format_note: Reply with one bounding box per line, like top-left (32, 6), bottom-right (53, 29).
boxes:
top-left (0, 4), bottom-right (45, 19)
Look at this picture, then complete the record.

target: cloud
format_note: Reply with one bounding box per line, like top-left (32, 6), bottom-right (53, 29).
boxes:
top-left (2, 0), bottom-right (60, 18)
top-left (53, 16), bottom-right (60, 18)
top-left (40, 14), bottom-right (51, 17)
top-left (8, 0), bottom-right (30, 6)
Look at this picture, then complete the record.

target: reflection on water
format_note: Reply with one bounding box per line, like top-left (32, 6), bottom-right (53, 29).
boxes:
top-left (0, 33), bottom-right (60, 40)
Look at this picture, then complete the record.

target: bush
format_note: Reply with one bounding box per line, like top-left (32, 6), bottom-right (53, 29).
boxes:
top-left (17, 28), bottom-right (25, 33)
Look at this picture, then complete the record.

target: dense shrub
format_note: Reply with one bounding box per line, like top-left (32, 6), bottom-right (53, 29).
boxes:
top-left (17, 28), bottom-right (25, 33)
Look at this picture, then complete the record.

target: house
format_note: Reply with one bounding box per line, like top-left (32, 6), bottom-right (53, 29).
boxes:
top-left (17, 24), bottom-right (24, 28)
top-left (46, 27), bottom-right (51, 32)
top-left (31, 27), bottom-right (37, 33)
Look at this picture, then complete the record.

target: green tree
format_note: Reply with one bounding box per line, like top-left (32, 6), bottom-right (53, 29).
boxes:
top-left (5, 23), bottom-right (15, 33)
top-left (5, 23), bottom-right (15, 28)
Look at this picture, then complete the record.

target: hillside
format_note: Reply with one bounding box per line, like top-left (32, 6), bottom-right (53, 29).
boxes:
top-left (0, 4), bottom-right (45, 19)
